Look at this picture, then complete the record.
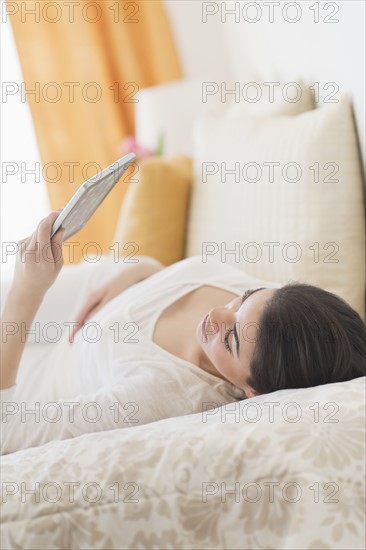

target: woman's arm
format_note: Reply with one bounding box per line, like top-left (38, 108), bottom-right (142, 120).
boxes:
top-left (69, 257), bottom-right (164, 342)
top-left (0, 287), bottom-right (45, 389)
top-left (0, 369), bottom-right (176, 455)
top-left (0, 211), bottom-right (65, 389)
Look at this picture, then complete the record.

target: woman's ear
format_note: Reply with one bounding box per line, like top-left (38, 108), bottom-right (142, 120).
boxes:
top-left (244, 386), bottom-right (260, 398)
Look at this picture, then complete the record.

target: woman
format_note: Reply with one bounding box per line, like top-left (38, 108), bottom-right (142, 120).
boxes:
top-left (1, 211), bottom-right (365, 455)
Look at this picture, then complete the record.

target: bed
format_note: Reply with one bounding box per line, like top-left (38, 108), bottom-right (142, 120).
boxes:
top-left (1, 79), bottom-right (365, 549)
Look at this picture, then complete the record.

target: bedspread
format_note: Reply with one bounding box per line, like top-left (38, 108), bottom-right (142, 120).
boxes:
top-left (1, 377), bottom-right (365, 550)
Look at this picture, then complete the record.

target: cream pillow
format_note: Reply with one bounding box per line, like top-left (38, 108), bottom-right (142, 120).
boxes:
top-left (186, 97), bottom-right (366, 319)
top-left (227, 78), bottom-right (314, 117)
top-left (113, 156), bottom-right (193, 266)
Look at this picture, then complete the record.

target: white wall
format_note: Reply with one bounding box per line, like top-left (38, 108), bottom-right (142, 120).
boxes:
top-left (164, 0), bottom-right (366, 175)
top-left (164, 0), bottom-right (234, 82)
top-left (222, 0), bottom-right (365, 170)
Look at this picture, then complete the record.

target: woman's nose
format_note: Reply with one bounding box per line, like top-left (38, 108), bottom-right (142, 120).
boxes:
top-left (207, 306), bottom-right (233, 335)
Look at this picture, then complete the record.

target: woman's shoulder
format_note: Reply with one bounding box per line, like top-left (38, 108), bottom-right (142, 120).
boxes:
top-left (165, 255), bottom-right (260, 278)
top-left (158, 256), bottom-right (225, 281)
top-left (173, 256), bottom-right (282, 289)
top-left (167, 255), bottom-right (229, 272)
top-left (143, 255), bottom-right (281, 291)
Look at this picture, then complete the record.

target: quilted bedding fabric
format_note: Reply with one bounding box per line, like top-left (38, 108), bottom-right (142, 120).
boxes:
top-left (1, 377), bottom-right (365, 550)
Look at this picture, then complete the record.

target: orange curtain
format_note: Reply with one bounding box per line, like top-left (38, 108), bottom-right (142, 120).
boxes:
top-left (7, 0), bottom-right (182, 264)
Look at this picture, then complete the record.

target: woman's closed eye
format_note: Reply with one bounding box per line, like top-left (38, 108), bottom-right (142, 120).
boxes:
top-left (224, 288), bottom-right (265, 355)
top-left (224, 328), bottom-right (234, 354)
top-left (241, 288), bottom-right (260, 304)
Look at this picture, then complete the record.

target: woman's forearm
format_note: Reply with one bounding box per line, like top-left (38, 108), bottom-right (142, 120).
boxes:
top-left (109, 257), bottom-right (164, 290)
top-left (128, 258), bottom-right (164, 283)
top-left (0, 285), bottom-right (44, 389)
top-left (68, 257), bottom-right (166, 343)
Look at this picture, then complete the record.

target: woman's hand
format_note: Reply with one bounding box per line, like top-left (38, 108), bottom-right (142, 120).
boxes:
top-left (68, 283), bottom-right (112, 343)
top-left (69, 259), bottom-right (164, 343)
top-left (12, 210), bottom-right (65, 297)
top-left (68, 274), bottom-right (134, 343)
top-left (1, 210), bottom-right (65, 388)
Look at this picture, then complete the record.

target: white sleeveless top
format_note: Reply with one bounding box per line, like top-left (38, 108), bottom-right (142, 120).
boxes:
top-left (0, 256), bottom-right (281, 454)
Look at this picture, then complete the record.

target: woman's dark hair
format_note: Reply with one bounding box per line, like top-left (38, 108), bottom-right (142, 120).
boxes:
top-left (246, 283), bottom-right (366, 394)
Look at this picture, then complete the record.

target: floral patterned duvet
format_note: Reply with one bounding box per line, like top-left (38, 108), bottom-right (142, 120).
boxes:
top-left (1, 377), bottom-right (365, 549)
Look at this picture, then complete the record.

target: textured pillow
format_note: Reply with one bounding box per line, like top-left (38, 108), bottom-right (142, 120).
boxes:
top-left (135, 79), bottom-right (314, 158)
top-left (186, 97), bottom-right (366, 319)
top-left (113, 156), bottom-right (193, 266)
top-left (227, 78), bottom-right (314, 117)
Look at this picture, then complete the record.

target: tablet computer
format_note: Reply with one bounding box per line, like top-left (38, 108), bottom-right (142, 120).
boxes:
top-left (50, 153), bottom-right (136, 242)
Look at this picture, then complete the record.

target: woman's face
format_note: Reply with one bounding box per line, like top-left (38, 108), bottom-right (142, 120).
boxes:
top-left (196, 288), bottom-right (277, 396)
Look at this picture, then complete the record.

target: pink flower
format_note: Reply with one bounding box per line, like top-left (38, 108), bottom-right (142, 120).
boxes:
top-left (119, 136), bottom-right (157, 160)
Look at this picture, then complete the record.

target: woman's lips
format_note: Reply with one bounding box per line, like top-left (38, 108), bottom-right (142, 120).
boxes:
top-left (202, 314), bottom-right (209, 339)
